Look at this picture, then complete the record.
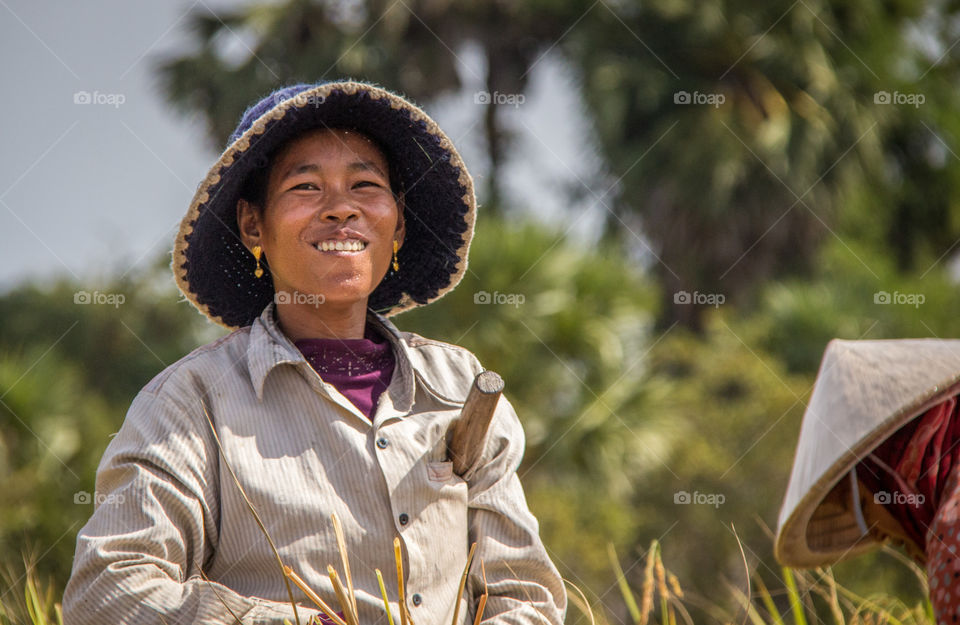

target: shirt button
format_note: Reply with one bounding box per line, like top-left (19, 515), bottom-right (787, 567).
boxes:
top-left (412, 594), bottom-right (422, 606)
top-left (399, 513), bottom-right (409, 525)
top-left (376, 437), bottom-right (389, 449)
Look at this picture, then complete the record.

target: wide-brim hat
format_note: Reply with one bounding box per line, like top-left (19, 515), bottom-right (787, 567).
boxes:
top-left (775, 338), bottom-right (960, 567)
top-left (173, 81), bottom-right (476, 330)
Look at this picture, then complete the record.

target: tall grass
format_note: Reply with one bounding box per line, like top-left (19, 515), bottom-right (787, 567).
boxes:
top-left (597, 540), bottom-right (934, 625)
top-left (3, 539), bottom-right (934, 625)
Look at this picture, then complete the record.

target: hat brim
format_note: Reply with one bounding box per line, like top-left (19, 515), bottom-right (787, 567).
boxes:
top-left (775, 338), bottom-right (960, 567)
top-left (173, 81), bottom-right (476, 329)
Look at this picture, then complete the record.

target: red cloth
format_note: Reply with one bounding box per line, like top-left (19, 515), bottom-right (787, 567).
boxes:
top-left (294, 324), bottom-right (395, 420)
top-left (859, 396), bottom-right (960, 623)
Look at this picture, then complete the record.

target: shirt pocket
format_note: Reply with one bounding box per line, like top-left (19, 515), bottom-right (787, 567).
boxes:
top-left (426, 460), bottom-right (454, 482)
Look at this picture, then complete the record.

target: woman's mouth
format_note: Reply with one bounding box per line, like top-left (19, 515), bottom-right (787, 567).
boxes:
top-left (315, 238), bottom-right (367, 252)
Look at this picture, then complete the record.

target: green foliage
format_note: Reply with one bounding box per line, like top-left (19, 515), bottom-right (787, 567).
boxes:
top-left (0, 351), bottom-right (111, 583)
top-left (14, 0), bottom-right (960, 617)
top-left (0, 256), bottom-right (221, 587)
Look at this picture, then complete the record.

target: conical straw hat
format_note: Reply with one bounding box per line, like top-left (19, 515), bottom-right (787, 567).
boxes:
top-left (775, 338), bottom-right (960, 567)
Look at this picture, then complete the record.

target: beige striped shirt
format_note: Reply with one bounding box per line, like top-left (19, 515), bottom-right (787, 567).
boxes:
top-left (62, 303), bottom-right (566, 625)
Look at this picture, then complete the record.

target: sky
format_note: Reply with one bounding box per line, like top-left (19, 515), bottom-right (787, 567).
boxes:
top-left (0, 0), bottom-right (604, 293)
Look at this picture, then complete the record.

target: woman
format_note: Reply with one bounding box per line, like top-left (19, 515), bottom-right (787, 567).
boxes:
top-left (776, 337), bottom-right (960, 622)
top-left (62, 81), bottom-right (566, 625)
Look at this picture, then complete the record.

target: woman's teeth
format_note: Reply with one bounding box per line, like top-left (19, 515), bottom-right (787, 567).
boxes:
top-left (316, 239), bottom-right (366, 252)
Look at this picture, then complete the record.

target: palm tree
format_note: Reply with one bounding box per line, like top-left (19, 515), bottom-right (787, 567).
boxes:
top-left (568, 0), bottom-right (960, 329)
top-left (156, 0), bottom-right (593, 209)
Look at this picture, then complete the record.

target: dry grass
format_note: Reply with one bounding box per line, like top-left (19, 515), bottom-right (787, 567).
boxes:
top-left (0, 400), bottom-right (934, 624)
top-left (597, 539), bottom-right (934, 625)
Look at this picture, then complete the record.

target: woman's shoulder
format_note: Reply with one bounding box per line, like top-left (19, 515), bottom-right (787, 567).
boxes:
top-left (398, 331), bottom-right (485, 403)
top-left (139, 326), bottom-right (253, 398)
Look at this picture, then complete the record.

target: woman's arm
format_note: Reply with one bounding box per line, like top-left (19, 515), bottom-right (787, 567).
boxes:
top-left (62, 390), bottom-right (319, 625)
top-left (464, 395), bottom-right (567, 625)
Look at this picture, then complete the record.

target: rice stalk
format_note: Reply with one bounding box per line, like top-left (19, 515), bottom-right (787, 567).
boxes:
top-left (727, 583), bottom-right (766, 625)
top-left (782, 568), bottom-right (808, 625)
top-left (198, 567), bottom-right (244, 625)
top-left (653, 544), bottom-right (671, 625)
top-left (450, 543), bottom-right (478, 625)
top-left (607, 543), bottom-right (642, 625)
top-left (564, 578), bottom-right (597, 625)
top-left (331, 513), bottom-right (359, 620)
top-left (328, 566), bottom-right (360, 625)
top-left (283, 566), bottom-right (348, 625)
top-left (753, 575), bottom-right (784, 625)
top-left (638, 541), bottom-right (657, 625)
top-left (472, 561), bottom-right (489, 625)
top-left (377, 569), bottom-right (396, 625)
top-left (201, 398), bottom-right (303, 625)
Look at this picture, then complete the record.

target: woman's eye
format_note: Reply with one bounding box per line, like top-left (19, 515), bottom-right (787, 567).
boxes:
top-left (291, 182), bottom-right (318, 191)
top-left (354, 180), bottom-right (382, 189)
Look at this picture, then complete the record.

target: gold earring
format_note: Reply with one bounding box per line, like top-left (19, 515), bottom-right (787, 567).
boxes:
top-left (392, 240), bottom-right (399, 272)
top-left (252, 245), bottom-right (264, 278)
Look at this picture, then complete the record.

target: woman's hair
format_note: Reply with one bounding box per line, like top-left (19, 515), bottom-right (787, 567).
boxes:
top-left (238, 127), bottom-right (404, 212)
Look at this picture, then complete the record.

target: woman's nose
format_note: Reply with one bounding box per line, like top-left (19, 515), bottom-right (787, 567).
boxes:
top-left (321, 190), bottom-right (358, 222)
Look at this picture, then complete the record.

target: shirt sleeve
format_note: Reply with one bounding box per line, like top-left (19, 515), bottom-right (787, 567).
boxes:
top-left (463, 394), bottom-right (567, 625)
top-left (61, 389), bottom-right (320, 625)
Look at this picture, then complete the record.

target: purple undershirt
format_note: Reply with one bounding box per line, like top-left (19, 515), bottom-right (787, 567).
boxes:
top-left (294, 324), bottom-right (396, 420)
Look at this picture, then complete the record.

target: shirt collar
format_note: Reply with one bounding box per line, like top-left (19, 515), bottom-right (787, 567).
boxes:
top-left (246, 302), bottom-right (415, 415)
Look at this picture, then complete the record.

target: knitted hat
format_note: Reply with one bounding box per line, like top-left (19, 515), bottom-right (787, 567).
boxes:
top-left (775, 338), bottom-right (960, 567)
top-left (173, 81), bottom-right (476, 329)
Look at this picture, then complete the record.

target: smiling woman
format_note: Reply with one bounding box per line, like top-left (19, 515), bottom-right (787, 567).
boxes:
top-left (61, 82), bottom-right (567, 625)
top-left (237, 128), bottom-right (407, 340)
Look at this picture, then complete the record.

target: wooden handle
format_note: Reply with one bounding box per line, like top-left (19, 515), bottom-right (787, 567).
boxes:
top-left (447, 370), bottom-right (505, 475)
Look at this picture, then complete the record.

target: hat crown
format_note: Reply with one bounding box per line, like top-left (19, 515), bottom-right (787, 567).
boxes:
top-left (174, 80), bottom-right (477, 329)
top-left (228, 83), bottom-right (316, 145)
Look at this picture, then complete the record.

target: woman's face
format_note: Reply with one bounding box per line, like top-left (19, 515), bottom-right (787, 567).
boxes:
top-left (237, 128), bottom-right (405, 310)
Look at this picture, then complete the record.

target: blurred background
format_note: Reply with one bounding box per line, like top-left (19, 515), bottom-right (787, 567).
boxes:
top-left (2, 0), bottom-right (958, 621)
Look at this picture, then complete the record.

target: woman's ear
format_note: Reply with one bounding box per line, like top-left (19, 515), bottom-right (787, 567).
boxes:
top-left (394, 195), bottom-right (407, 247)
top-left (236, 199), bottom-right (262, 249)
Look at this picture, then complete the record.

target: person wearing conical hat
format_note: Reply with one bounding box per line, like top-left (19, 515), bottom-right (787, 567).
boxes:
top-left (776, 338), bottom-right (960, 622)
top-left (62, 82), bottom-right (566, 625)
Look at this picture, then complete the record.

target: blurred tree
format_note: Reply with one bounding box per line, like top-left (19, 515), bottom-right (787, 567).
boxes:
top-left (156, 0), bottom-right (593, 209)
top-left (159, 0), bottom-right (960, 331)
top-left (0, 350), bottom-right (113, 586)
top-left (0, 255), bottom-right (224, 406)
top-left (569, 0), bottom-right (960, 329)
